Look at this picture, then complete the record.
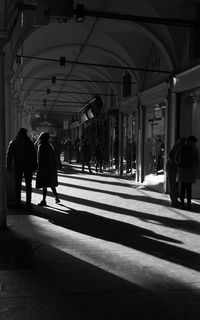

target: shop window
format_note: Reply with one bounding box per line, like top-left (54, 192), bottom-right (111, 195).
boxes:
top-left (122, 72), bottom-right (132, 97)
top-left (144, 104), bottom-right (166, 182)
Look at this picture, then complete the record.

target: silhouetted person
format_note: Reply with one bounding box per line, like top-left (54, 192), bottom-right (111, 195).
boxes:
top-left (95, 141), bottom-right (104, 172)
top-left (6, 127), bottom-right (37, 210)
top-left (36, 132), bottom-right (60, 206)
top-left (176, 135), bottom-right (199, 210)
top-left (81, 139), bottom-right (92, 173)
top-left (63, 137), bottom-right (74, 163)
top-left (155, 137), bottom-right (164, 173)
top-left (74, 137), bottom-right (81, 163)
top-left (166, 137), bottom-right (186, 208)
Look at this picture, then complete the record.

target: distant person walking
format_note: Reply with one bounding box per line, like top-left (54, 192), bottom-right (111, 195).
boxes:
top-left (176, 135), bottom-right (199, 210)
top-left (36, 132), bottom-right (60, 206)
top-left (81, 139), bottom-right (92, 173)
top-left (6, 127), bottom-right (37, 210)
top-left (67, 137), bottom-right (74, 163)
top-left (95, 141), bottom-right (104, 172)
top-left (63, 137), bottom-right (74, 163)
top-left (74, 137), bottom-right (81, 163)
top-left (166, 137), bottom-right (186, 208)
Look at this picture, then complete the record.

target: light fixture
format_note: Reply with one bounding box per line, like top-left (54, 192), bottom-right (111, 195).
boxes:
top-left (51, 76), bottom-right (56, 84)
top-left (75, 4), bottom-right (85, 22)
top-left (16, 56), bottom-right (22, 65)
top-left (60, 56), bottom-right (66, 66)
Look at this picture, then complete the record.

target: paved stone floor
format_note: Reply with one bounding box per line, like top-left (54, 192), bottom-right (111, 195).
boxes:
top-left (1, 163), bottom-right (200, 319)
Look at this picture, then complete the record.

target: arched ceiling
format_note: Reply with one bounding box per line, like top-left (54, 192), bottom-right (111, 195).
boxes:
top-left (3, 0), bottom-right (198, 128)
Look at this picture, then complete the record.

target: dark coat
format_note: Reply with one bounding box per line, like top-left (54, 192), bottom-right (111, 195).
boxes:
top-left (81, 141), bottom-right (92, 162)
top-left (95, 144), bottom-right (104, 161)
top-left (36, 141), bottom-right (58, 188)
top-left (6, 134), bottom-right (37, 172)
top-left (176, 144), bottom-right (199, 183)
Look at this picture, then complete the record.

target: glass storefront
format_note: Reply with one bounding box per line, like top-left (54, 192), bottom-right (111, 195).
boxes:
top-left (182, 92), bottom-right (200, 198)
top-left (144, 103), bottom-right (166, 189)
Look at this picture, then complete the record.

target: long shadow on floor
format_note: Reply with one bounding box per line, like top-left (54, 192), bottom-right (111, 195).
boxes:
top-left (56, 170), bottom-right (137, 187)
top-left (55, 170), bottom-right (200, 213)
top-left (2, 225), bottom-right (200, 320)
top-left (30, 189), bottom-right (200, 236)
top-left (32, 205), bottom-right (200, 272)
top-left (54, 180), bottom-right (170, 207)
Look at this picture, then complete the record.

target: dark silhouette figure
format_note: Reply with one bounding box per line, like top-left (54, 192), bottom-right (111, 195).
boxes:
top-left (176, 135), bottom-right (200, 210)
top-left (166, 137), bottom-right (186, 208)
top-left (63, 137), bottom-right (74, 163)
top-left (6, 127), bottom-right (37, 210)
top-left (81, 139), bottom-right (92, 173)
top-left (74, 137), bottom-right (81, 163)
top-left (95, 141), bottom-right (104, 172)
top-left (155, 137), bottom-right (164, 173)
top-left (36, 132), bottom-right (60, 206)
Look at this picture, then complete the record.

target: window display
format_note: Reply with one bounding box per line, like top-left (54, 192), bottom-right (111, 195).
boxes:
top-left (144, 103), bottom-right (166, 186)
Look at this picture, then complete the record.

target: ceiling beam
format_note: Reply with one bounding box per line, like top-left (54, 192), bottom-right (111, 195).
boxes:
top-left (16, 55), bottom-right (172, 74)
top-left (79, 7), bottom-right (200, 28)
top-left (16, 76), bottom-right (136, 84)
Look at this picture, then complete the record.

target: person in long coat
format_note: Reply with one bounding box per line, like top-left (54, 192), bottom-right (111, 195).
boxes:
top-left (36, 132), bottom-right (60, 206)
top-left (166, 137), bottom-right (186, 208)
top-left (81, 139), bottom-right (92, 173)
top-left (95, 141), bottom-right (104, 173)
top-left (6, 127), bottom-right (37, 210)
top-left (176, 135), bottom-right (199, 210)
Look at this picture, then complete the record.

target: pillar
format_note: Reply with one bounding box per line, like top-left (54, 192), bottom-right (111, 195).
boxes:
top-left (119, 111), bottom-right (124, 176)
top-left (0, 40), bottom-right (7, 229)
top-left (165, 81), bottom-right (177, 193)
top-left (167, 91), bottom-right (177, 151)
top-left (18, 106), bottom-right (23, 129)
top-left (13, 99), bottom-right (21, 135)
top-left (5, 72), bottom-right (16, 207)
top-left (137, 104), bottom-right (144, 183)
top-left (5, 71), bottom-right (13, 146)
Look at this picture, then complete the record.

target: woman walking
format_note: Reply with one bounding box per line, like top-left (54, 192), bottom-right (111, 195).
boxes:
top-left (36, 132), bottom-right (60, 206)
top-left (81, 139), bottom-right (92, 173)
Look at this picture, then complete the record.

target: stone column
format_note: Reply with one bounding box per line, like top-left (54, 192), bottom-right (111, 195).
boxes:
top-left (165, 79), bottom-right (177, 193)
top-left (0, 40), bottom-right (7, 229)
top-left (167, 90), bottom-right (177, 151)
top-left (137, 103), bottom-right (144, 183)
top-left (5, 72), bottom-right (16, 207)
top-left (118, 110), bottom-right (124, 176)
top-left (18, 105), bottom-right (23, 129)
top-left (13, 98), bottom-right (20, 135)
top-left (5, 71), bottom-right (13, 146)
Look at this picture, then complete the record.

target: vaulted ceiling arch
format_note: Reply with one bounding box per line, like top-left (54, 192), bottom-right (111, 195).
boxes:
top-left (5, 0), bottom-right (193, 128)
